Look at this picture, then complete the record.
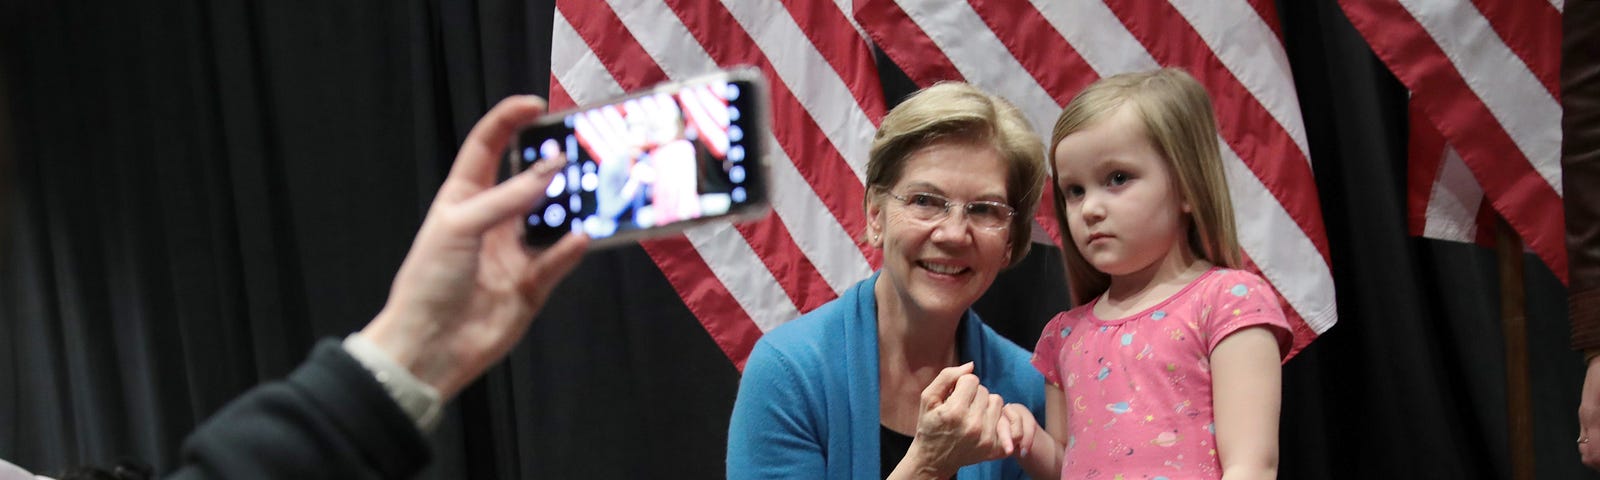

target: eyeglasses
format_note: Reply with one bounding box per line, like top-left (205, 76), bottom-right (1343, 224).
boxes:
top-left (887, 191), bottom-right (1016, 230)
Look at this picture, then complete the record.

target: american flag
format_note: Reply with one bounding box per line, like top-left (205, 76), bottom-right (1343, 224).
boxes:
top-left (550, 0), bottom-right (1337, 367)
top-left (1338, 0), bottom-right (1567, 283)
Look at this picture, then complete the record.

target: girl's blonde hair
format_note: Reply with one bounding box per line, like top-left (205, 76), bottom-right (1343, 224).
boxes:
top-left (867, 82), bottom-right (1046, 268)
top-left (1048, 68), bottom-right (1240, 305)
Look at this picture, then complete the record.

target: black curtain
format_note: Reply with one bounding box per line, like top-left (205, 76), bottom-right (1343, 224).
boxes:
top-left (0, 1), bottom-right (1590, 479)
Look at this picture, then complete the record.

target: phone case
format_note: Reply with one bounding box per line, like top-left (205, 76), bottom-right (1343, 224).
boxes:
top-left (510, 68), bottom-right (771, 250)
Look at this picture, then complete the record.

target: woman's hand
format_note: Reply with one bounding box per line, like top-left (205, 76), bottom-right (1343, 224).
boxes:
top-left (361, 95), bottom-right (589, 402)
top-left (1580, 356), bottom-right (1600, 469)
top-left (890, 363), bottom-right (1014, 479)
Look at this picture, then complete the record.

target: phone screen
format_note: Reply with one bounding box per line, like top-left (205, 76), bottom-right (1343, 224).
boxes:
top-left (517, 78), bottom-right (766, 247)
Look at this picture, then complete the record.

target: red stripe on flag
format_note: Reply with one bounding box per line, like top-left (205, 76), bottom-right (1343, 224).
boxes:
top-left (550, 73), bottom-right (572, 110)
top-left (578, 3), bottom-right (839, 316)
top-left (663, 0), bottom-right (878, 268)
top-left (1104, 0), bottom-right (1331, 262)
top-left (1406, 99), bottom-right (1448, 239)
top-left (557, 0), bottom-right (670, 89)
top-left (642, 239), bottom-right (767, 369)
top-left (557, 4), bottom-right (847, 348)
top-left (777, 0), bottom-right (888, 124)
top-left (966, 0), bottom-right (1098, 106)
top-left (856, 0), bottom-right (1333, 349)
top-left (853, 0), bottom-right (964, 87)
top-left (678, 88), bottom-right (729, 157)
top-left (1341, 0), bottom-right (1568, 283)
top-left (735, 215), bottom-right (838, 313)
top-left (551, 76), bottom-right (765, 367)
top-left (1470, 0), bottom-right (1561, 98)
top-left (1034, 178), bottom-right (1063, 246)
top-left (1474, 200), bottom-right (1498, 247)
top-left (1246, 0), bottom-right (1285, 41)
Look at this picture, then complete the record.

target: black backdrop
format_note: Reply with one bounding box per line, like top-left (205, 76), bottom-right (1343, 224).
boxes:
top-left (0, 1), bottom-right (1592, 479)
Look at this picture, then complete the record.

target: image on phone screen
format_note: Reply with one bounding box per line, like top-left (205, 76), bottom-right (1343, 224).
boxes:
top-left (517, 78), bottom-right (765, 247)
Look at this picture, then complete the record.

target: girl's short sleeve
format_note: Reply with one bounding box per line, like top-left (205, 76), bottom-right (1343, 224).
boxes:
top-left (1030, 311), bottom-right (1073, 388)
top-left (1202, 270), bottom-right (1293, 358)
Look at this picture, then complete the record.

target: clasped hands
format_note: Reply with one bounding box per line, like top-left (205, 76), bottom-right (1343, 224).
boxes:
top-left (903, 362), bottom-right (1040, 478)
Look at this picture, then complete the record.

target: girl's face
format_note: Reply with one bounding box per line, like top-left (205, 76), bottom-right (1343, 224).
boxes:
top-left (1054, 104), bottom-right (1192, 278)
top-left (867, 140), bottom-right (1014, 321)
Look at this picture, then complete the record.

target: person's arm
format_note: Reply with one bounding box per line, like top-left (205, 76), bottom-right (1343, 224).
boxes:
top-left (726, 341), bottom-right (825, 479)
top-left (1564, 0), bottom-right (1600, 469)
top-left (360, 95), bottom-right (588, 402)
top-left (1210, 326), bottom-right (1282, 480)
top-left (168, 341), bottom-right (428, 480)
top-left (167, 95), bottom-right (588, 478)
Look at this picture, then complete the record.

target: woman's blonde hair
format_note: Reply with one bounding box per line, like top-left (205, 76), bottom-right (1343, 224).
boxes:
top-left (866, 82), bottom-right (1046, 268)
top-left (1048, 68), bottom-right (1240, 305)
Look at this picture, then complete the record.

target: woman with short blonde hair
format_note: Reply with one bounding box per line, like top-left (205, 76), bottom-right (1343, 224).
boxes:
top-left (729, 82), bottom-right (1050, 479)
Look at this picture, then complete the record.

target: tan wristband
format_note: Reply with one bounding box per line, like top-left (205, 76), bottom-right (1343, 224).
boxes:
top-left (343, 333), bottom-right (444, 433)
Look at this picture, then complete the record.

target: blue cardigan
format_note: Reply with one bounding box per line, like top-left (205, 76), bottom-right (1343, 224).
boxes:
top-left (727, 271), bottom-right (1045, 479)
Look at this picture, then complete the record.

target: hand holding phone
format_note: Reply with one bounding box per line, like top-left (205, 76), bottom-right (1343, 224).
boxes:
top-left (511, 69), bottom-right (770, 249)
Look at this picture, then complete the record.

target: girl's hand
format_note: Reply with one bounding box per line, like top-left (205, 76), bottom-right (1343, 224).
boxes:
top-left (1001, 403), bottom-right (1039, 459)
top-left (892, 363), bottom-right (1013, 479)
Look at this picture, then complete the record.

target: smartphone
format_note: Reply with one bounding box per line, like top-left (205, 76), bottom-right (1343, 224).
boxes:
top-left (511, 69), bottom-right (770, 249)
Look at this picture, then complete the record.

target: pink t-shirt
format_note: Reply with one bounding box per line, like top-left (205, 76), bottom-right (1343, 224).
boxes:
top-left (1031, 268), bottom-right (1291, 479)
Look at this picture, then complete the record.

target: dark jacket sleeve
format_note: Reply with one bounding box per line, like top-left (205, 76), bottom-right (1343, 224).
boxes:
top-left (166, 339), bottom-right (431, 480)
top-left (1566, 0), bottom-right (1600, 351)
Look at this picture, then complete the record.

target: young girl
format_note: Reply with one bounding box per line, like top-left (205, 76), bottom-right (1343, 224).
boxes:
top-left (1009, 69), bottom-right (1293, 479)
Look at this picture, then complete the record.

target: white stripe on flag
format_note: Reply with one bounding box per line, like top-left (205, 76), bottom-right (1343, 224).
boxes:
top-left (684, 221), bottom-right (802, 332)
top-left (833, 0), bottom-right (871, 43)
top-left (600, 107), bottom-right (630, 152)
top-left (1030, 0), bottom-right (1159, 75)
top-left (680, 87), bottom-right (729, 156)
top-left (1397, 0), bottom-right (1561, 193)
top-left (1423, 145), bottom-right (1484, 244)
top-left (556, 5), bottom-right (801, 324)
top-left (1020, 0), bottom-right (1335, 332)
top-left (766, 132), bottom-right (875, 294)
top-left (606, 0), bottom-right (720, 78)
top-left (571, 113), bottom-right (612, 163)
top-left (1220, 140), bottom-right (1338, 333)
top-left (1169, 0), bottom-right (1311, 162)
top-left (552, 12), bottom-right (625, 107)
top-left (606, 0), bottom-right (873, 296)
top-left (893, 0), bottom-right (1059, 143)
top-left (720, 0), bottom-right (877, 181)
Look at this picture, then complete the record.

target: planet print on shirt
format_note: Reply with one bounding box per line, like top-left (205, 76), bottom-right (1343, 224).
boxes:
top-left (1060, 326), bottom-right (1073, 338)
top-left (1032, 270), bottom-right (1291, 480)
